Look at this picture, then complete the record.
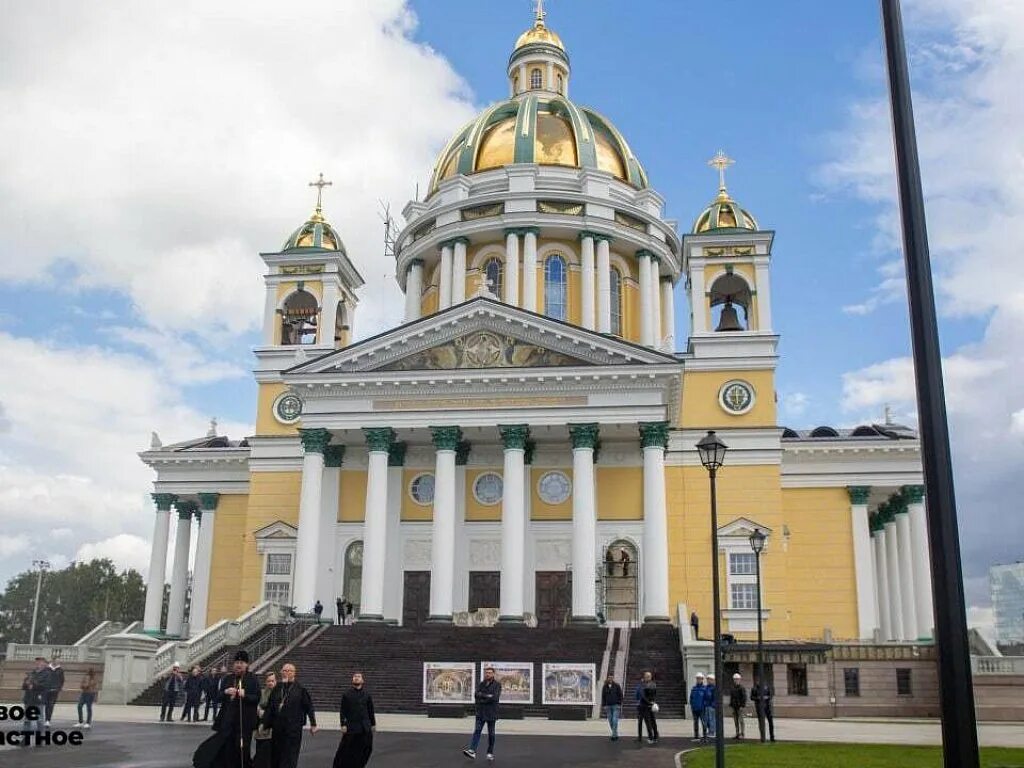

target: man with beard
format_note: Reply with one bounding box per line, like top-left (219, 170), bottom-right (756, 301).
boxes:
top-left (215, 650), bottom-right (261, 768)
top-left (263, 663), bottom-right (317, 768)
top-left (333, 672), bottom-right (375, 768)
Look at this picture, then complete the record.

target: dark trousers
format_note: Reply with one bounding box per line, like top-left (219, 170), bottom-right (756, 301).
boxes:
top-left (469, 715), bottom-right (496, 754)
top-left (272, 731), bottom-right (303, 768)
top-left (181, 694), bottom-right (200, 721)
top-left (204, 696), bottom-right (218, 721)
top-left (333, 729), bottom-right (373, 768)
top-left (637, 705), bottom-right (658, 740)
top-left (159, 690), bottom-right (178, 721)
top-left (692, 708), bottom-right (705, 738)
top-left (224, 726), bottom-right (255, 768)
top-left (77, 692), bottom-right (95, 724)
top-left (756, 704), bottom-right (775, 742)
top-left (45, 690), bottom-right (60, 722)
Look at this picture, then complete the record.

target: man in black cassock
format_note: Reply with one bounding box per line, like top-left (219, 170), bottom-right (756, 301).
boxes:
top-left (215, 650), bottom-right (261, 768)
top-left (262, 663), bottom-right (317, 768)
top-left (333, 672), bottom-right (375, 768)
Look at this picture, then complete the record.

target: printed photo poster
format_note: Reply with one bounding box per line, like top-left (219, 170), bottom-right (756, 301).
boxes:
top-left (423, 662), bottom-right (475, 704)
top-left (542, 663), bottom-right (596, 705)
top-left (481, 662), bottom-right (534, 705)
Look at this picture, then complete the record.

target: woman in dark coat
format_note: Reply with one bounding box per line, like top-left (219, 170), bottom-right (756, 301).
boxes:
top-left (253, 672), bottom-right (277, 768)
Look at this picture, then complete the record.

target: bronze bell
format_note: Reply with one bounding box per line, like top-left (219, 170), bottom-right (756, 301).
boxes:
top-left (715, 301), bottom-right (744, 332)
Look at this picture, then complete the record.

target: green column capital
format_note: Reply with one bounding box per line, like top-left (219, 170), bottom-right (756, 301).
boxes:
top-left (388, 441), bottom-right (408, 467)
top-left (902, 485), bottom-right (925, 504)
top-left (440, 236), bottom-right (470, 249)
top-left (152, 493), bottom-right (177, 512)
top-left (639, 421), bottom-right (670, 449)
top-left (636, 248), bottom-right (655, 261)
top-left (299, 428), bottom-right (332, 454)
top-left (569, 423), bottom-right (600, 450)
top-left (499, 424), bottom-right (531, 450)
top-left (363, 427), bottom-right (396, 453)
top-left (524, 439), bottom-right (536, 466)
top-left (578, 230), bottom-right (610, 243)
top-left (878, 501), bottom-right (895, 524)
top-left (198, 493), bottom-right (220, 512)
top-left (430, 425), bottom-right (463, 451)
top-left (324, 445), bottom-right (346, 468)
top-left (176, 501), bottom-right (197, 520)
top-left (847, 486), bottom-right (871, 505)
top-left (456, 440), bottom-right (473, 466)
top-left (890, 492), bottom-right (909, 515)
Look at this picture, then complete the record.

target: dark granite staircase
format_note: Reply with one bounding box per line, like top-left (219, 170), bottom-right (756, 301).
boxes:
top-left (623, 624), bottom-right (684, 717)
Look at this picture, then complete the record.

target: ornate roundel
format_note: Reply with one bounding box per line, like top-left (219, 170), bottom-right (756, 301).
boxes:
top-left (473, 472), bottom-right (504, 505)
top-left (538, 471), bottom-right (572, 505)
top-left (409, 473), bottom-right (436, 505)
top-left (719, 380), bottom-right (755, 415)
top-left (273, 392), bottom-right (303, 424)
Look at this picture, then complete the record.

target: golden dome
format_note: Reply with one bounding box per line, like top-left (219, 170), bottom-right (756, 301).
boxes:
top-left (515, 23), bottom-right (564, 52)
top-left (692, 189), bottom-right (758, 234)
top-left (282, 210), bottom-right (345, 252)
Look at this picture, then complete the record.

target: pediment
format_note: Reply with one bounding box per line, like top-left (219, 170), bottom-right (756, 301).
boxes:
top-left (286, 297), bottom-right (680, 375)
top-left (718, 517), bottom-right (772, 539)
top-left (253, 520), bottom-right (297, 540)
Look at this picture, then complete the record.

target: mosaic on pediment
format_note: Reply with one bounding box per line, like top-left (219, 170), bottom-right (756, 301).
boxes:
top-left (379, 330), bottom-right (590, 371)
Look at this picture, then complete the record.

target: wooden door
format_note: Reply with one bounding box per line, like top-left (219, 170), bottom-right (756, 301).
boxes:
top-left (402, 571), bottom-right (431, 627)
top-left (534, 571), bottom-right (572, 628)
top-left (468, 571), bottom-right (500, 612)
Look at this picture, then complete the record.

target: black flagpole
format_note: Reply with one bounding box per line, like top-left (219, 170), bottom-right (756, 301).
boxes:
top-left (879, 2), bottom-right (980, 766)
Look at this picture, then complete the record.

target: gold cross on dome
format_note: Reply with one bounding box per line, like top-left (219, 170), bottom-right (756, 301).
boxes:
top-left (308, 172), bottom-right (333, 214)
top-left (534, 0), bottom-right (546, 26)
top-left (708, 150), bottom-right (735, 192)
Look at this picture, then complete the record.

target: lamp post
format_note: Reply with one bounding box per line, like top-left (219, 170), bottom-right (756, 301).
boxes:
top-left (29, 559), bottom-right (50, 645)
top-left (697, 430), bottom-right (727, 768)
top-left (749, 528), bottom-right (766, 708)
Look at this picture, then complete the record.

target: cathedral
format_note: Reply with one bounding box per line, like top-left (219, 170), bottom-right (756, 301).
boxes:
top-left (139, 6), bottom-right (934, 661)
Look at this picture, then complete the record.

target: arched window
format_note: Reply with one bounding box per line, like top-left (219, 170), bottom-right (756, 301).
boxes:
top-left (513, 75), bottom-right (520, 94)
top-left (484, 256), bottom-right (503, 299)
top-left (530, 68), bottom-right (542, 90)
top-left (280, 289), bottom-right (319, 345)
top-left (557, 74), bottom-right (564, 94)
top-left (342, 541), bottom-right (363, 616)
top-left (610, 268), bottom-right (623, 336)
top-left (544, 255), bottom-right (567, 321)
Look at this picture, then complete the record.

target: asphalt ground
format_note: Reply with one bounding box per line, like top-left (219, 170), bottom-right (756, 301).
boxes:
top-left (0, 722), bottom-right (686, 768)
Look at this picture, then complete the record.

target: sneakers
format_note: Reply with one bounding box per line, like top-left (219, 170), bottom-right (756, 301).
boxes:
top-left (463, 748), bottom-right (476, 759)
top-left (74, 723), bottom-right (84, 728)
top-left (84, 724), bottom-right (91, 729)
top-left (486, 755), bottom-right (494, 762)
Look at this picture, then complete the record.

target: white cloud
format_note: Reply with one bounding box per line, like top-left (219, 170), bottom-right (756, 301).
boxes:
top-left (0, 534), bottom-right (31, 559)
top-left (75, 534), bottom-right (152, 575)
top-left (779, 391), bottom-right (809, 419)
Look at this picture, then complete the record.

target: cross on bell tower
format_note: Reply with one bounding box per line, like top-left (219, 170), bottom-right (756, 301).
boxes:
top-left (708, 150), bottom-right (734, 197)
top-left (308, 172), bottom-right (333, 219)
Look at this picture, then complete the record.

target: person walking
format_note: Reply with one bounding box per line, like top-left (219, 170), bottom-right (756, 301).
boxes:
top-left (751, 676), bottom-right (776, 743)
top-left (462, 665), bottom-right (501, 761)
top-left (214, 650), bottom-right (261, 768)
top-left (634, 671), bottom-right (659, 744)
top-left (23, 659), bottom-right (49, 735)
top-left (182, 665), bottom-right (203, 722)
top-left (313, 600), bottom-right (324, 625)
top-left (75, 668), bottom-right (98, 729)
top-left (600, 673), bottom-right (623, 741)
top-left (345, 599), bottom-right (354, 625)
top-left (202, 667), bottom-right (220, 721)
top-left (688, 673), bottom-right (706, 742)
top-left (44, 658), bottom-right (65, 726)
top-left (159, 663), bottom-right (185, 722)
top-left (264, 663), bottom-right (317, 768)
top-left (729, 673), bottom-right (747, 739)
top-left (334, 671), bottom-right (375, 768)
top-left (253, 671), bottom-right (277, 768)
top-left (336, 597), bottom-right (345, 625)
top-left (701, 674), bottom-right (717, 739)
top-left (690, 611), bottom-right (700, 640)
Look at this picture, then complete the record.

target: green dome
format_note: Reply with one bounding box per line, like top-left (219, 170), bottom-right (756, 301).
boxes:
top-left (692, 190), bottom-right (758, 234)
top-left (281, 212), bottom-right (345, 252)
top-left (429, 95), bottom-right (648, 195)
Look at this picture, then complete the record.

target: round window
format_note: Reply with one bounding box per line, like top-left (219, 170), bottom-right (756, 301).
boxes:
top-left (274, 393), bottom-right (303, 424)
top-left (719, 380), bottom-right (756, 415)
top-left (409, 473), bottom-right (436, 505)
top-left (538, 471), bottom-right (572, 504)
top-left (473, 472), bottom-right (504, 505)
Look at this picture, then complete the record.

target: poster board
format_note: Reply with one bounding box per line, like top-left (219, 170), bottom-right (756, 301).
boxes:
top-left (542, 662), bottom-right (596, 705)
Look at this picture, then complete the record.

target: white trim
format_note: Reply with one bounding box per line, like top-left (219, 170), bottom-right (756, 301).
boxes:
top-left (536, 470), bottom-right (572, 505)
top-left (408, 471), bottom-right (436, 506)
top-left (472, 471), bottom-right (504, 506)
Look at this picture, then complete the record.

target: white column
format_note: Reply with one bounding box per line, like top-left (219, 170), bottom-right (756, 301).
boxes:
top-left (546, 61), bottom-right (554, 91)
top-left (165, 504), bottom-right (193, 638)
top-left (518, 63), bottom-right (527, 92)
top-left (360, 428), bottom-right (393, 621)
top-left (895, 505), bottom-right (918, 640)
top-left (660, 278), bottom-right (675, 351)
top-left (638, 250), bottom-right (653, 346)
top-left (641, 423), bottom-right (671, 622)
top-left (754, 261), bottom-right (773, 331)
top-left (570, 424), bottom-right (598, 622)
top-left (504, 231), bottom-right (520, 306)
top-left (499, 426), bottom-right (528, 622)
top-left (452, 239), bottom-right (467, 304)
top-left (522, 230), bottom-right (538, 312)
top-left (873, 523), bottom-right (892, 640)
top-left (650, 257), bottom-right (662, 348)
top-left (690, 265), bottom-right (707, 334)
top-left (189, 494), bottom-right (218, 635)
top-left (383, 454), bottom-right (404, 622)
top-left (429, 427), bottom-right (459, 621)
top-left (293, 429), bottom-right (329, 612)
top-left (906, 486), bottom-right (935, 638)
top-left (321, 281), bottom-right (339, 346)
top-left (596, 237), bottom-right (611, 333)
top-left (439, 244), bottom-right (453, 309)
top-left (580, 234), bottom-right (596, 330)
top-left (316, 447), bottom-right (343, 612)
top-left (263, 283), bottom-right (278, 344)
top-left (883, 514), bottom-right (904, 640)
top-left (847, 487), bottom-right (878, 639)
top-left (144, 494), bottom-right (174, 633)
top-left (404, 260), bottom-right (424, 322)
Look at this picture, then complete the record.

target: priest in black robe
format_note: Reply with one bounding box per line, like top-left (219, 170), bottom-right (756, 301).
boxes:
top-left (262, 662), bottom-right (317, 768)
top-left (214, 650), bottom-right (261, 768)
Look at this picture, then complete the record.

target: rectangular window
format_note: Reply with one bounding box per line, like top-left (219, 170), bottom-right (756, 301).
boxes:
top-left (730, 583), bottom-right (759, 610)
top-left (843, 668), bottom-right (860, 697)
top-left (264, 581), bottom-right (291, 604)
top-left (896, 668), bottom-right (912, 696)
top-left (266, 553), bottom-right (292, 576)
top-left (729, 552), bottom-right (757, 576)
top-left (787, 664), bottom-right (808, 696)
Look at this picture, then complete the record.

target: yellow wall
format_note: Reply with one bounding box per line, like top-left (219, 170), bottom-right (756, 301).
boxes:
top-left (255, 383), bottom-right (299, 436)
top-left (596, 467), bottom-right (643, 520)
top-left (421, 287), bottom-right (439, 317)
top-left (402, 468), bottom-right (432, 522)
top-left (679, 369), bottom-right (777, 429)
top-left (206, 493), bottom-right (249, 626)
top-left (340, 469), bottom-right (368, 522)
top-left (531, 467), bottom-right (572, 520)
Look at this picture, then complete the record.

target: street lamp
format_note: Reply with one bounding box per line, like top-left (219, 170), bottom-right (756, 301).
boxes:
top-left (697, 430), bottom-right (727, 768)
top-left (29, 559), bottom-right (50, 645)
top-left (749, 527), bottom-right (767, 723)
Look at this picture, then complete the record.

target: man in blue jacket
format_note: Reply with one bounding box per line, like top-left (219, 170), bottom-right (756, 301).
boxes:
top-left (463, 666), bottom-right (502, 761)
top-left (702, 673), bottom-right (717, 738)
top-left (688, 673), bottom-right (706, 742)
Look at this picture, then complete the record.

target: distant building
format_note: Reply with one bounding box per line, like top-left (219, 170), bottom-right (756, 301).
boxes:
top-left (990, 562), bottom-right (1024, 646)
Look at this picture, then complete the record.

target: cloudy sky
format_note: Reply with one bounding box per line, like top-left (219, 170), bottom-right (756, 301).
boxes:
top-left (0, 0), bottom-right (1019, 631)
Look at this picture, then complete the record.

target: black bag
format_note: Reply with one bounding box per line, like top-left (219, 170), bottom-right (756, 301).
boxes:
top-left (192, 730), bottom-right (229, 768)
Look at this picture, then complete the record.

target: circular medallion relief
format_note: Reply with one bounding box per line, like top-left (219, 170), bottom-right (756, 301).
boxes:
top-left (273, 393), bottom-right (303, 424)
top-left (473, 472), bottom-right (504, 505)
top-left (537, 471), bottom-right (572, 505)
top-left (409, 473), bottom-right (436, 505)
top-left (719, 380), bottom-right (756, 415)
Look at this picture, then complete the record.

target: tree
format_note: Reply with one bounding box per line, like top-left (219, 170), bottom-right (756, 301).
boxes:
top-left (0, 558), bottom-right (147, 646)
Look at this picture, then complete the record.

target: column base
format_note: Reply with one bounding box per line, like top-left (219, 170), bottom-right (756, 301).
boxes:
top-left (642, 615), bottom-right (672, 624)
top-left (426, 615), bottom-right (453, 624)
top-left (357, 614), bottom-right (386, 623)
top-left (570, 615), bottom-right (599, 625)
top-left (497, 615), bottom-right (526, 625)
top-left (142, 628), bottom-right (163, 637)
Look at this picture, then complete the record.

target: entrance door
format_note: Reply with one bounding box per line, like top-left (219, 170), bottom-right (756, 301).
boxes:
top-left (468, 571), bottom-right (500, 612)
top-left (534, 571), bottom-right (572, 629)
top-left (402, 571), bottom-right (431, 627)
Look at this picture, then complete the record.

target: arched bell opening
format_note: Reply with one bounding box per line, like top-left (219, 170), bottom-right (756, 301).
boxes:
top-left (709, 273), bottom-right (752, 332)
top-left (335, 299), bottom-right (351, 347)
top-left (280, 289), bottom-right (319, 345)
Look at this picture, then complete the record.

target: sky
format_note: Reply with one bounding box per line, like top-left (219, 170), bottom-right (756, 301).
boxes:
top-left (0, 0), bottom-right (1020, 633)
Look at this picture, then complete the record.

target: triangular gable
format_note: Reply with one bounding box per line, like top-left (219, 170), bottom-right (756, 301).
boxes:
top-left (286, 296), bottom-right (680, 375)
top-left (253, 520), bottom-right (297, 540)
top-left (718, 517), bottom-right (772, 538)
